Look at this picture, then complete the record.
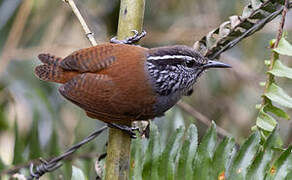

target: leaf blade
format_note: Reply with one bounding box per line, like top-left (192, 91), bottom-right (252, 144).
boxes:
top-left (176, 124), bottom-right (198, 180)
top-left (193, 122), bottom-right (217, 179)
top-left (256, 106), bottom-right (277, 132)
top-left (265, 83), bottom-right (292, 108)
top-left (268, 60), bottom-right (292, 79)
top-left (265, 102), bottom-right (290, 120)
top-left (212, 137), bottom-right (236, 179)
top-left (130, 134), bottom-right (144, 180)
top-left (142, 123), bottom-right (161, 180)
top-left (273, 37), bottom-right (292, 56)
top-left (228, 131), bottom-right (261, 179)
top-left (158, 126), bottom-right (184, 180)
top-left (246, 128), bottom-right (278, 180)
top-left (266, 145), bottom-right (292, 180)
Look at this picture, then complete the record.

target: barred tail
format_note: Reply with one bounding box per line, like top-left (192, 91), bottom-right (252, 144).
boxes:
top-left (34, 53), bottom-right (78, 83)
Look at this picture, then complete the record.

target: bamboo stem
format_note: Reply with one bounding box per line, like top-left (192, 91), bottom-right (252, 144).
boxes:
top-left (105, 0), bottom-right (145, 179)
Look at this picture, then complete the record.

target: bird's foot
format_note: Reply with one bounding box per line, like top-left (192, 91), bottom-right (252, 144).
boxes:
top-left (108, 123), bottom-right (139, 138)
top-left (110, 30), bottom-right (146, 44)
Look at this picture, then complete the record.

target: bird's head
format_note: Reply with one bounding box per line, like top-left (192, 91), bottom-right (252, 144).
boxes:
top-left (146, 45), bottom-right (230, 96)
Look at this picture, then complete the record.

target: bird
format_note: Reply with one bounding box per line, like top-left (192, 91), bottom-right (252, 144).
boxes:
top-left (34, 30), bottom-right (230, 135)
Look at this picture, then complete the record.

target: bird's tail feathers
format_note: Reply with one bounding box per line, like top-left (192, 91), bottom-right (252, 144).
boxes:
top-left (35, 53), bottom-right (77, 83)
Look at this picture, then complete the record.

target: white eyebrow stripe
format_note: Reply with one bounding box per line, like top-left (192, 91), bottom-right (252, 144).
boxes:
top-left (147, 55), bottom-right (195, 61)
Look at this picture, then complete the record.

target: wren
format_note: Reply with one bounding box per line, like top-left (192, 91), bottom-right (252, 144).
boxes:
top-left (34, 31), bottom-right (230, 135)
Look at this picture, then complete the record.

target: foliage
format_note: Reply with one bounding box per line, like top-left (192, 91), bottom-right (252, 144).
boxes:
top-left (255, 36), bottom-right (292, 138)
top-left (194, 0), bottom-right (290, 58)
top-left (0, 0), bottom-right (291, 179)
top-left (127, 122), bottom-right (292, 180)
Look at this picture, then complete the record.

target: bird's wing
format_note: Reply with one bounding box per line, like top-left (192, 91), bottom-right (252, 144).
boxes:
top-left (58, 73), bottom-right (140, 123)
top-left (60, 43), bottom-right (117, 73)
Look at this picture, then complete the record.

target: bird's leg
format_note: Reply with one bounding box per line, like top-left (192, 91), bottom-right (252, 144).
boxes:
top-left (110, 30), bottom-right (146, 44)
top-left (107, 123), bottom-right (139, 138)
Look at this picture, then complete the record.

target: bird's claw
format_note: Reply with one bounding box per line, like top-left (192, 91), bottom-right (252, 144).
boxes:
top-left (108, 123), bottom-right (139, 138)
top-left (110, 30), bottom-right (146, 44)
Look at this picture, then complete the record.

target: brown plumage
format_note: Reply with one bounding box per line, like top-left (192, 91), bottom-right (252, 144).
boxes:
top-left (35, 42), bottom-right (230, 126)
top-left (35, 43), bottom-right (157, 125)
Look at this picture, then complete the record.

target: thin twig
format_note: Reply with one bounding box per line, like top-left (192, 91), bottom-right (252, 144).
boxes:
top-left (177, 101), bottom-right (231, 139)
top-left (1, 152), bottom-right (101, 176)
top-left (62, 0), bottom-right (97, 46)
top-left (27, 126), bottom-right (107, 180)
top-left (274, 0), bottom-right (289, 48)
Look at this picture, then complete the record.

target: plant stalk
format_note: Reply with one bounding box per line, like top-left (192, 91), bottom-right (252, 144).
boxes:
top-left (261, 0), bottom-right (289, 106)
top-left (105, 0), bottom-right (145, 180)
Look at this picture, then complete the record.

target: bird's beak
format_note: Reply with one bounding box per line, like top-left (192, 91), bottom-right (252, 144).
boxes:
top-left (202, 60), bottom-right (231, 69)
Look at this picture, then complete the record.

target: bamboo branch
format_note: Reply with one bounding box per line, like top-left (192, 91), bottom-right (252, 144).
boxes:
top-left (105, 1), bottom-right (145, 180)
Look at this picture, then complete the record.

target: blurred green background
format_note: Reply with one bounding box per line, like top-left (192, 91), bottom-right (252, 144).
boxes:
top-left (0, 0), bottom-right (291, 179)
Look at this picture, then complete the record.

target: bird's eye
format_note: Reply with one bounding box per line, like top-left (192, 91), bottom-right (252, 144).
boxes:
top-left (186, 60), bottom-right (195, 68)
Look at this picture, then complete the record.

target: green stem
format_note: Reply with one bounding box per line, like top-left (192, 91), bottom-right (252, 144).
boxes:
top-left (105, 0), bottom-right (145, 180)
top-left (261, 0), bottom-right (288, 106)
top-left (262, 52), bottom-right (278, 105)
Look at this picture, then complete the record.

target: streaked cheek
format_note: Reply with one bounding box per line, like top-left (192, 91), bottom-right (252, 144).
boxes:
top-left (195, 68), bottom-right (205, 79)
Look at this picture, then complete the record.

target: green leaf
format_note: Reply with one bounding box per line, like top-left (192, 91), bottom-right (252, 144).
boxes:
top-left (266, 145), bottom-right (292, 180)
top-left (142, 123), bottom-right (161, 180)
top-left (49, 127), bottom-right (60, 156)
top-left (158, 126), bottom-right (184, 180)
top-left (12, 120), bottom-right (24, 164)
top-left (264, 102), bottom-right (290, 120)
top-left (256, 106), bottom-right (277, 132)
top-left (212, 137), bottom-right (236, 179)
top-left (286, 171), bottom-right (292, 180)
top-left (193, 122), bottom-right (217, 179)
top-left (176, 124), bottom-right (198, 180)
top-left (0, 157), bottom-right (5, 171)
top-left (0, 104), bottom-right (8, 131)
top-left (71, 166), bottom-right (86, 180)
top-left (82, 159), bottom-right (92, 180)
top-left (28, 112), bottom-right (42, 159)
top-left (228, 131), bottom-right (261, 179)
top-left (130, 134), bottom-right (144, 180)
top-left (265, 83), bottom-right (292, 108)
top-left (273, 37), bottom-right (292, 56)
top-left (269, 60), bottom-right (292, 79)
top-left (63, 161), bottom-right (73, 180)
top-left (246, 128), bottom-right (278, 180)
